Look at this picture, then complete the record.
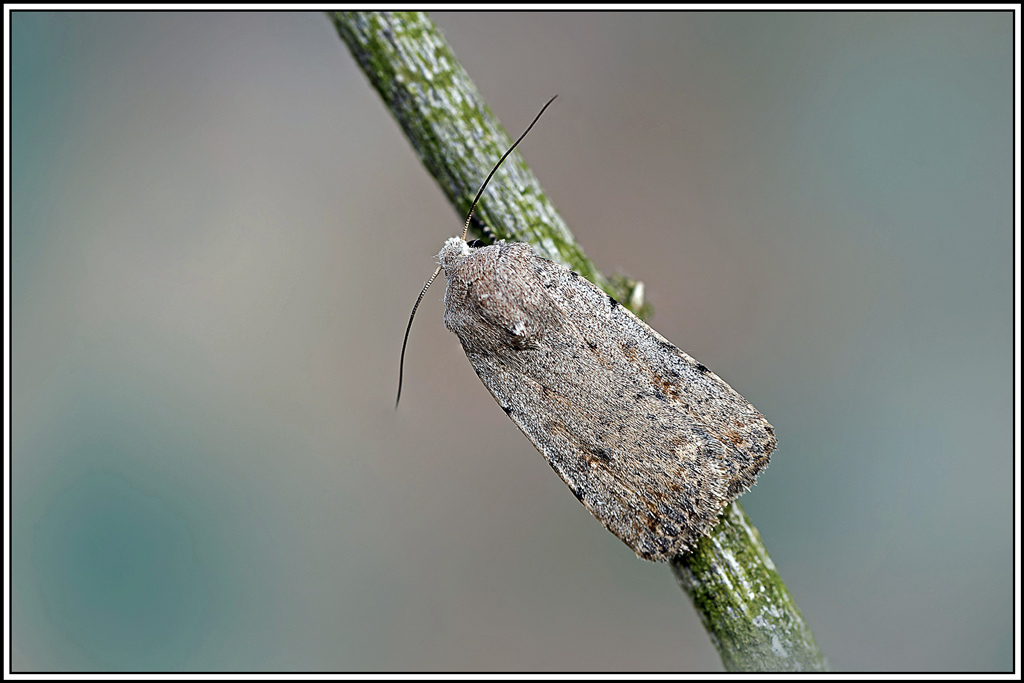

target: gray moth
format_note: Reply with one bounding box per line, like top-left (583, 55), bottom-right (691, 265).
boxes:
top-left (436, 236), bottom-right (775, 561)
top-left (399, 97), bottom-right (775, 561)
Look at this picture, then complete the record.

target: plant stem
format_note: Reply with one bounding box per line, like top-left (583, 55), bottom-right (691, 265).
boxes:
top-left (330, 10), bottom-right (828, 672)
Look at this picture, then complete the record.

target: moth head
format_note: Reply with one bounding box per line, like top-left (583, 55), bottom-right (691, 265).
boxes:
top-left (437, 236), bottom-right (471, 274)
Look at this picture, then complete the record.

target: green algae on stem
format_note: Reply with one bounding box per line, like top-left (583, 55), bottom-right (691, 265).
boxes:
top-left (671, 503), bottom-right (829, 671)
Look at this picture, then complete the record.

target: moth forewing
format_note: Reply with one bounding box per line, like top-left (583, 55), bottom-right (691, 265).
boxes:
top-left (438, 238), bottom-right (775, 561)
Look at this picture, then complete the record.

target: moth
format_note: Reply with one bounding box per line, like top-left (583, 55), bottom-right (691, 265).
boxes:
top-left (398, 97), bottom-right (775, 561)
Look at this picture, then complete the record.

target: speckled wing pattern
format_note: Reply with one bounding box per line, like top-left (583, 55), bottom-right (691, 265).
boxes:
top-left (439, 237), bottom-right (775, 561)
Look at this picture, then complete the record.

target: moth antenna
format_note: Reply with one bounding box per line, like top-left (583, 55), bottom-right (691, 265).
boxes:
top-left (396, 265), bottom-right (443, 409)
top-left (400, 96), bottom-right (557, 409)
top-left (461, 94), bottom-right (558, 241)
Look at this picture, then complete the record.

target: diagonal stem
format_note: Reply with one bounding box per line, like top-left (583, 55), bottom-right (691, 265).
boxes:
top-left (330, 10), bottom-right (828, 672)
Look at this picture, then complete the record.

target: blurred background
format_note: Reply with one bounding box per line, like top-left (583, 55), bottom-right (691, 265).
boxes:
top-left (10, 11), bottom-right (1014, 672)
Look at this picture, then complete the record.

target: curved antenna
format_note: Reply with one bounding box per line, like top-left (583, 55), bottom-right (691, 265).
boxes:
top-left (398, 95), bottom-right (557, 409)
top-left (396, 265), bottom-right (442, 408)
top-left (461, 94), bottom-right (558, 241)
